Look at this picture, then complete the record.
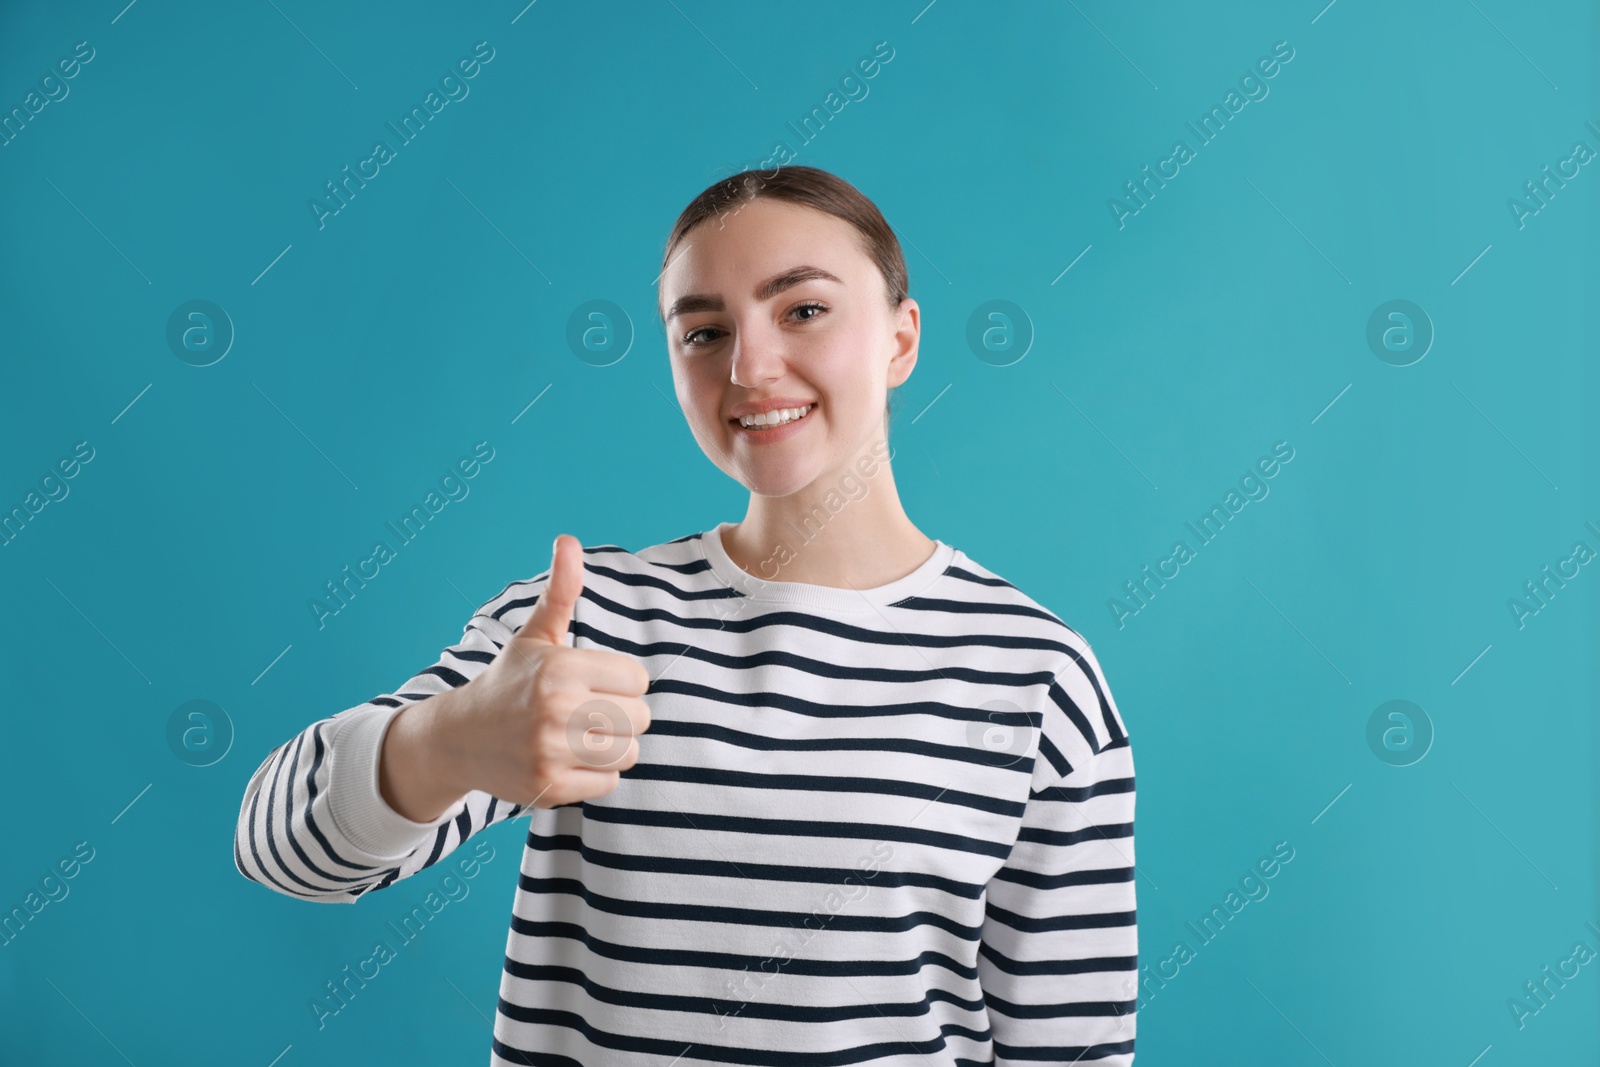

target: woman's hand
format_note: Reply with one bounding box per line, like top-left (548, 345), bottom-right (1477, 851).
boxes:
top-left (379, 533), bottom-right (653, 820)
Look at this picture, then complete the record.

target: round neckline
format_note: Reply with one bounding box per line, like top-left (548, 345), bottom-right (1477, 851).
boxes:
top-left (698, 521), bottom-right (956, 613)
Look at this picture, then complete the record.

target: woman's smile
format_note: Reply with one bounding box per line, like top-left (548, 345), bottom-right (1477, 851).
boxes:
top-left (728, 400), bottom-right (817, 445)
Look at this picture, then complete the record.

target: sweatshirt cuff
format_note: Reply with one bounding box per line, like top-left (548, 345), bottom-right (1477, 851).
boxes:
top-left (325, 703), bottom-right (465, 862)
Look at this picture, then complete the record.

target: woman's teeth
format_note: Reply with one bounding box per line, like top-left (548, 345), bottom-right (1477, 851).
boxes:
top-left (737, 403), bottom-right (815, 429)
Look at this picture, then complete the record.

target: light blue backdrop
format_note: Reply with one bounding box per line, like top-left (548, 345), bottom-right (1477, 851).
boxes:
top-left (1, 0), bottom-right (1595, 1063)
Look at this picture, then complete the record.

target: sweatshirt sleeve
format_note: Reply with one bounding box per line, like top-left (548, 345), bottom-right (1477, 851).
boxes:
top-left (233, 577), bottom-right (548, 904)
top-left (978, 633), bottom-right (1138, 1064)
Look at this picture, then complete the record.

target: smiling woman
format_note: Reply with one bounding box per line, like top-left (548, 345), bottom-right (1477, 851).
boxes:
top-left (236, 165), bottom-right (1137, 1066)
top-left (662, 170), bottom-right (909, 436)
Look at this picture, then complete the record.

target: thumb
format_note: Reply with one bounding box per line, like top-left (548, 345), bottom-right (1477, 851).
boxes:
top-left (517, 533), bottom-right (583, 647)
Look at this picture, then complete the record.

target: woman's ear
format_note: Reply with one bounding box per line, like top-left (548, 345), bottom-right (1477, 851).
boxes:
top-left (886, 298), bottom-right (919, 389)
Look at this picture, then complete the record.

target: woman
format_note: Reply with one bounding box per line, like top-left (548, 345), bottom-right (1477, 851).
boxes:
top-left (235, 165), bottom-right (1138, 1065)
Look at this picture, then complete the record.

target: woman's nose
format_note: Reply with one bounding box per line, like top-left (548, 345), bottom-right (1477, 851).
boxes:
top-left (728, 327), bottom-right (785, 388)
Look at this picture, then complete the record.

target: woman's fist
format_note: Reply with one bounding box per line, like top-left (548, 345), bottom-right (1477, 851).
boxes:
top-left (442, 533), bottom-right (652, 809)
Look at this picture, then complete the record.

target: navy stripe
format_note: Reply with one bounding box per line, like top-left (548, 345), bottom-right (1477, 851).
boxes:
top-left (242, 744), bottom-right (301, 897)
top-left (985, 901), bottom-right (1138, 932)
top-left (523, 831), bottom-right (983, 899)
top-left (300, 722), bottom-right (384, 874)
top-left (980, 991), bottom-right (1138, 1018)
top-left (1016, 820), bottom-right (1134, 849)
top-left (993, 1036), bottom-right (1136, 1061)
top-left (621, 760), bottom-right (1026, 818)
top-left (1048, 677), bottom-right (1103, 758)
top-left (517, 873), bottom-right (984, 939)
top-left (273, 731), bottom-right (374, 889)
top-left (643, 710), bottom-right (1036, 772)
top-left (1042, 775), bottom-right (1135, 803)
top-left (991, 863), bottom-right (1135, 891)
top-left (491, 1002), bottom-right (987, 1066)
top-left (978, 941), bottom-right (1138, 976)
top-left (502, 959), bottom-right (984, 1020)
top-left (508, 917), bottom-right (980, 981)
top-left (581, 802), bottom-right (1018, 860)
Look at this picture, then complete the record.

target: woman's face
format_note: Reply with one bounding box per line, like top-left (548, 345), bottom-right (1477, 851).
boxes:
top-left (659, 197), bottom-right (918, 499)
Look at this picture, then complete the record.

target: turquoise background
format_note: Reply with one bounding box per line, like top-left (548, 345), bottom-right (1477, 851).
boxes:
top-left (1, 0), bottom-right (1596, 1063)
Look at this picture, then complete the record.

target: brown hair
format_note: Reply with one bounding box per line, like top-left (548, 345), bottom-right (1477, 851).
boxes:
top-left (658, 165), bottom-right (911, 435)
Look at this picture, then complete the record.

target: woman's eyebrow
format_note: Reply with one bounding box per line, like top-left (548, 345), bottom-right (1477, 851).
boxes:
top-left (665, 265), bottom-right (843, 321)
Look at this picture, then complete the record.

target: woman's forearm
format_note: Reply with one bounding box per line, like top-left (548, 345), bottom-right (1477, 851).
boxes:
top-left (378, 688), bottom-right (472, 823)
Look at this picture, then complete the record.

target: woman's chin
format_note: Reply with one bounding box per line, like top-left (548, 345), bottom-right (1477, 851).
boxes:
top-left (733, 459), bottom-right (818, 499)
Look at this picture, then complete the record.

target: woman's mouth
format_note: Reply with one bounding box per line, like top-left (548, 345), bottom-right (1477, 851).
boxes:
top-left (730, 402), bottom-right (816, 444)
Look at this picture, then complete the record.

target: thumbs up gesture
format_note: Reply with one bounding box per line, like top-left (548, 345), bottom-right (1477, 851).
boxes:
top-left (431, 534), bottom-right (653, 809)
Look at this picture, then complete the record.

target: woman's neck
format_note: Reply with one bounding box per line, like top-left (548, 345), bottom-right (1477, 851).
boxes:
top-left (721, 461), bottom-right (936, 591)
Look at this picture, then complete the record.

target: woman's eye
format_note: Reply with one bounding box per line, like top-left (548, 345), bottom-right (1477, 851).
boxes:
top-left (680, 302), bottom-right (828, 348)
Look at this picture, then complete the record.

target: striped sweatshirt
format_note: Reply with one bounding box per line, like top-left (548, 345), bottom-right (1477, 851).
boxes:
top-left (235, 523), bottom-right (1138, 1065)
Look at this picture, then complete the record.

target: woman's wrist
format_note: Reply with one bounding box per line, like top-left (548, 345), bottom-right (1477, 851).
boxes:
top-left (378, 689), bottom-right (472, 823)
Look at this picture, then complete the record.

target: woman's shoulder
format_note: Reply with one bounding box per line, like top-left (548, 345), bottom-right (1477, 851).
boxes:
top-left (942, 546), bottom-right (1099, 652)
top-left (946, 547), bottom-right (1130, 766)
top-left (464, 530), bottom-right (719, 635)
